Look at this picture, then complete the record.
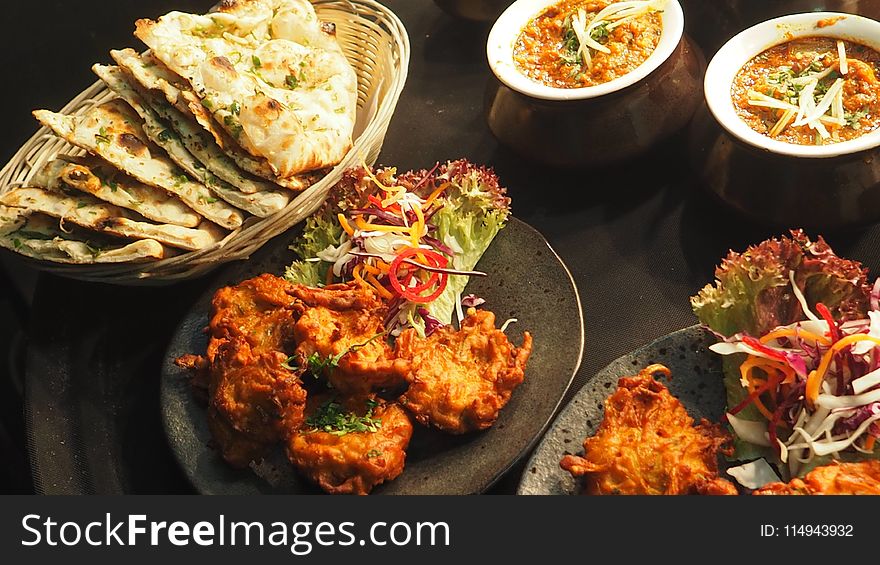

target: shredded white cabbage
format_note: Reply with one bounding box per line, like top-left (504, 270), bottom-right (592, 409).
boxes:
top-left (726, 459), bottom-right (781, 489)
top-left (789, 270), bottom-right (821, 322)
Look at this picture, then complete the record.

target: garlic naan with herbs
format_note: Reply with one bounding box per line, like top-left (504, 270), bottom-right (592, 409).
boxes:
top-left (134, 0), bottom-right (357, 179)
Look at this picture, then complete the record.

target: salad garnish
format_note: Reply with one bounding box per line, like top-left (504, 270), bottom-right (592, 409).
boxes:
top-left (692, 230), bottom-right (879, 479)
top-left (285, 160), bottom-right (511, 336)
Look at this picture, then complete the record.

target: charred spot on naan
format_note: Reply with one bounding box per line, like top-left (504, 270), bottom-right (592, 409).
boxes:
top-left (118, 133), bottom-right (150, 157)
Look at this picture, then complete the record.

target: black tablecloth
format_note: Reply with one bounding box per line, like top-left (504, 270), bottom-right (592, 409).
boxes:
top-left (8, 0), bottom-right (880, 494)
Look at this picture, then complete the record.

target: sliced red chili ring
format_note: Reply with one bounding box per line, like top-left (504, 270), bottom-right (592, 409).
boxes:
top-left (389, 247), bottom-right (449, 302)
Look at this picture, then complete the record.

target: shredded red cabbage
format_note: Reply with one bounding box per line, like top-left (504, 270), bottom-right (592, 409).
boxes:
top-left (417, 307), bottom-right (444, 336)
top-left (834, 402), bottom-right (880, 434)
top-left (461, 294), bottom-right (486, 308)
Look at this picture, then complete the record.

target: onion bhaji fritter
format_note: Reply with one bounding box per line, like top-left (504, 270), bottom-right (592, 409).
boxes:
top-left (176, 274), bottom-right (307, 468)
top-left (289, 283), bottom-right (410, 395)
top-left (288, 396), bottom-right (413, 495)
top-left (560, 364), bottom-right (737, 495)
top-left (176, 274), bottom-right (535, 494)
top-left (754, 461), bottom-right (880, 495)
top-left (395, 308), bottom-right (532, 434)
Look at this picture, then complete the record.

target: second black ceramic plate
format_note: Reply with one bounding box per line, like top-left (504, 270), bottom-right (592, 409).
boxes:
top-left (160, 217), bottom-right (584, 494)
top-left (517, 325), bottom-right (727, 495)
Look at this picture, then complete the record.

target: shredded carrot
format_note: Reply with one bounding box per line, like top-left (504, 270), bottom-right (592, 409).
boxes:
top-left (355, 216), bottom-right (413, 234)
top-left (351, 264), bottom-right (371, 293)
top-left (741, 362), bottom-right (775, 420)
top-left (361, 262), bottom-right (383, 277)
top-left (750, 391), bottom-right (775, 421)
top-left (760, 328), bottom-right (831, 346)
top-left (366, 273), bottom-right (394, 300)
top-left (338, 213), bottom-right (354, 237)
top-left (410, 202), bottom-right (426, 249)
top-left (866, 435), bottom-right (876, 452)
top-left (423, 181), bottom-right (450, 210)
top-left (806, 334), bottom-right (880, 406)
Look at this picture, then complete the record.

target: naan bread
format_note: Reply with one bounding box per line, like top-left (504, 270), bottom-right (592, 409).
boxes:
top-left (0, 187), bottom-right (224, 251)
top-left (31, 156), bottom-right (201, 227)
top-left (111, 47), bottom-right (312, 192)
top-left (134, 0), bottom-right (357, 178)
top-left (110, 48), bottom-right (228, 148)
top-left (0, 206), bottom-right (166, 264)
top-left (33, 100), bottom-right (243, 229)
top-left (94, 64), bottom-right (290, 217)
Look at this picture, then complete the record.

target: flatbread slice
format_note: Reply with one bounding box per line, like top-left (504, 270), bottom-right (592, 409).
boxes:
top-left (135, 0), bottom-right (357, 178)
top-left (94, 64), bottom-right (290, 217)
top-left (33, 99), bottom-right (243, 229)
top-left (31, 156), bottom-right (201, 227)
top-left (110, 48), bottom-right (228, 149)
top-left (111, 48), bottom-right (312, 192)
top-left (0, 206), bottom-right (165, 264)
top-left (0, 187), bottom-right (224, 251)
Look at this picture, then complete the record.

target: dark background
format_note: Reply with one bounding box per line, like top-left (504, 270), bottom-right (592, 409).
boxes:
top-left (4, 0), bottom-right (880, 494)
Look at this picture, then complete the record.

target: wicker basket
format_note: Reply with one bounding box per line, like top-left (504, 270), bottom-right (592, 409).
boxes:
top-left (0, 0), bottom-right (409, 284)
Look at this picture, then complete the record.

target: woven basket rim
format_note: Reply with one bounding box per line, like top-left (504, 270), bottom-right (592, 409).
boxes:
top-left (0, 0), bottom-right (410, 285)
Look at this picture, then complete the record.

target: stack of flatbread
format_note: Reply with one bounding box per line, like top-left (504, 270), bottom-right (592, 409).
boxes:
top-left (0, 0), bottom-right (357, 265)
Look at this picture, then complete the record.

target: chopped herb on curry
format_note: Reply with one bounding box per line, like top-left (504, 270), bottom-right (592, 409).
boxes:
top-left (732, 37), bottom-right (880, 145)
top-left (514, 0), bottom-right (665, 89)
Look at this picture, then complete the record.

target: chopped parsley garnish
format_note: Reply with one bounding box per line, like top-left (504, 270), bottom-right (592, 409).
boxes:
top-left (366, 449), bottom-right (382, 459)
top-left (305, 398), bottom-right (381, 436)
top-left (229, 101), bottom-right (241, 116)
top-left (559, 16), bottom-right (610, 66)
top-left (590, 22), bottom-right (609, 43)
top-left (157, 129), bottom-right (175, 143)
top-left (284, 333), bottom-right (387, 378)
top-left (252, 55), bottom-right (262, 69)
top-left (559, 16), bottom-right (580, 65)
top-left (846, 109), bottom-right (869, 130)
top-left (95, 127), bottom-right (111, 145)
top-left (285, 74), bottom-right (299, 89)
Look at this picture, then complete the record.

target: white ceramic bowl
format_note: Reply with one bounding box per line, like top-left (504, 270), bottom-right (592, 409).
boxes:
top-left (487, 0), bottom-right (685, 100)
top-left (705, 12), bottom-right (880, 159)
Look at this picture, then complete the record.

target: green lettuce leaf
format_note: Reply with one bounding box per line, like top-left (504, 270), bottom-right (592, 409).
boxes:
top-left (424, 163), bottom-right (509, 324)
top-left (284, 213), bottom-right (343, 286)
top-left (691, 230), bottom-right (870, 338)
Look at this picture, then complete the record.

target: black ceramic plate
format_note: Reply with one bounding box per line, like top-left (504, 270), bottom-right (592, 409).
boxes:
top-left (161, 217), bottom-right (584, 495)
top-left (517, 325), bottom-right (726, 495)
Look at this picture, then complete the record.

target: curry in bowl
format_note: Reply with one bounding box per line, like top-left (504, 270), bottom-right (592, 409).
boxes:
top-left (732, 36), bottom-right (880, 145)
top-left (513, 0), bottom-right (666, 89)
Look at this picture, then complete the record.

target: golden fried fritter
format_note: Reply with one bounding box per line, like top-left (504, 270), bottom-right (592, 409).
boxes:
top-left (560, 364), bottom-right (736, 495)
top-left (287, 396), bottom-right (413, 495)
top-left (395, 308), bottom-right (532, 434)
top-left (289, 283), bottom-right (409, 394)
top-left (208, 336), bottom-right (307, 467)
top-left (176, 274), bottom-right (307, 468)
top-left (754, 461), bottom-right (880, 495)
top-left (207, 273), bottom-right (301, 360)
